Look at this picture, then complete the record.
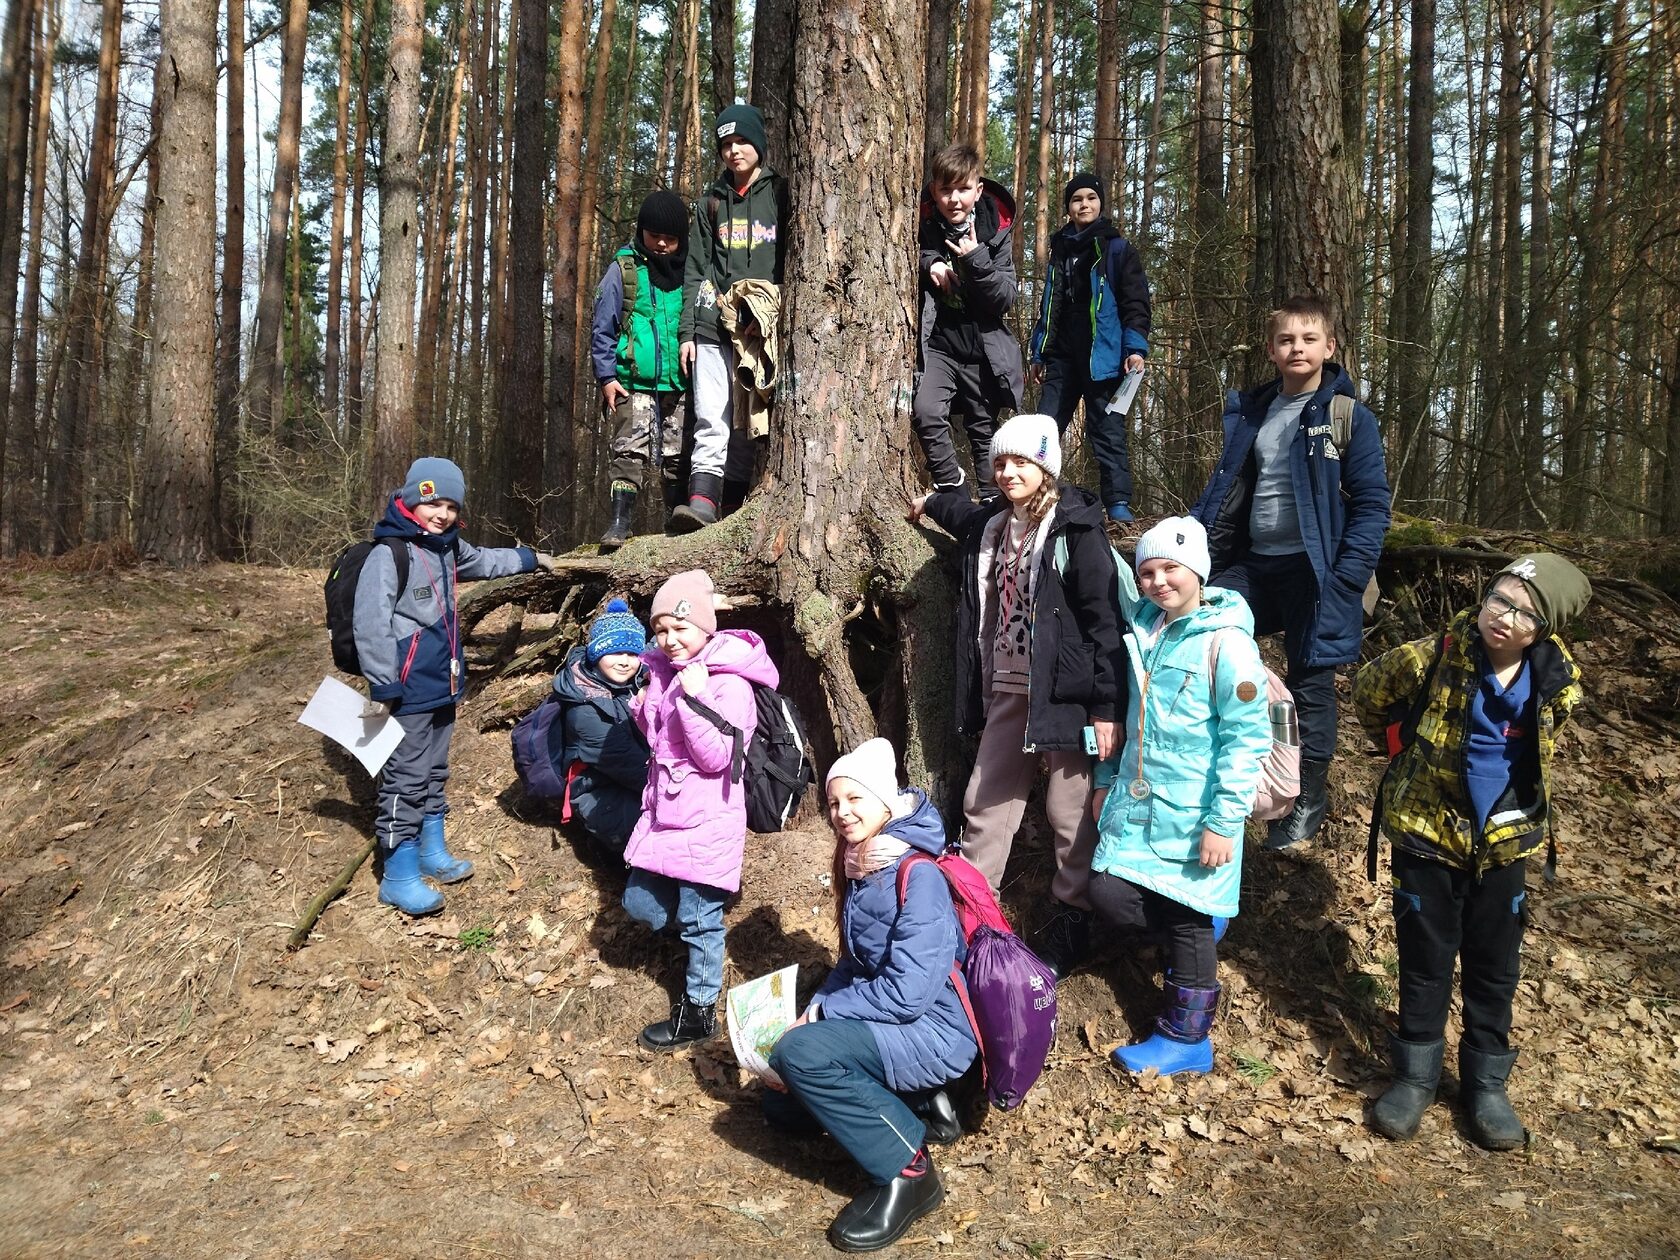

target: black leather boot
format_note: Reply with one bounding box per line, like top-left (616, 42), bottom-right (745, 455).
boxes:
top-left (1460, 1045), bottom-right (1525, 1150)
top-left (667, 472), bottom-right (724, 534)
top-left (914, 1089), bottom-right (962, 1146)
top-left (637, 995), bottom-right (717, 1051)
top-left (1369, 1034), bottom-right (1444, 1140)
top-left (599, 486), bottom-right (636, 551)
top-left (827, 1153), bottom-right (944, 1252)
top-left (1265, 755), bottom-right (1331, 849)
top-left (1032, 901), bottom-right (1092, 982)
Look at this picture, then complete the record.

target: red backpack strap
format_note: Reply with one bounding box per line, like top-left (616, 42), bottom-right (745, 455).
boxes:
top-left (894, 853), bottom-right (988, 1088)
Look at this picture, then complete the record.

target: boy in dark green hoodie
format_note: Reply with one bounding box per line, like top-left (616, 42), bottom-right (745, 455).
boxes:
top-left (670, 103), bottom-right (791, 533)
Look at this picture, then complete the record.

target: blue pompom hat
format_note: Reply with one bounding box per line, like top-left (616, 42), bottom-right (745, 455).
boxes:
top-left (586, 597), bottom-right (648, 663)
top-left (401, 457), bottom-right (468, 509)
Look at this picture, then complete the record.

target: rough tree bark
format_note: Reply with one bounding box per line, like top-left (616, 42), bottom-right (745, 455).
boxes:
top-left (1392, 0), bottom-right (1434, 507)
top-left (214, 0), bottom-right (246, 555)
top-left (373, 0), bottom-right (423, 498)
top-left (497, 0), bottom-right (546, 540)
top-left (247, 0), bottom-right (306, 434)
top-left (345, 0), bottom-right (374, 444)
top-left (962, 0), bottom-right (993, 160)
top-left (749, 0), bottom-right (797, 163)
top-left (544, 0), bottom-right (588, 540)
top-left (0, 0), bottom-right (37, 522)
top-left (709, 0), bottom-right (735, 113)
top-left (138, 0), bottom-right (217, 563)
top-left (1091, 0), bottom-right (1118, 198)
top-left (925, 0), bottom-right (955, 168)
top-left (323, 0), bottom-right (354, 427)
top-left (1247, 0), bottom-right (1356, 345)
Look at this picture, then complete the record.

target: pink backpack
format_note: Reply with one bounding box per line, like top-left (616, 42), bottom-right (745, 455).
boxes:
top-left (1206, 629), bottom-right (1300, 822)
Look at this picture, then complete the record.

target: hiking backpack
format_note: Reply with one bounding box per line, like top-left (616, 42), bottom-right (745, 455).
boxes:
top-left (895, 851), bottom-right (1058, 1111)
top-left (510, 695), bottom-right (570, 802)
top-left (682, 684), bottom-right (815, 833)
top-left (324, 538), bottom-right (410, 675)
top-left (1205, 629), bottom-right (1301, 822)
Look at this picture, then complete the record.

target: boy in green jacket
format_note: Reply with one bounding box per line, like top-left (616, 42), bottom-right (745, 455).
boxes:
top-left (590, 191), bottom-right (692, 550)
top-left (670, 103), bottom-right (790, 533)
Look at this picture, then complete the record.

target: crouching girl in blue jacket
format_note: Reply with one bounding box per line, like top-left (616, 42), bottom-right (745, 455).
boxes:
top-left (765, 738), bottom-right (977, 1253)
top-left (1090, 516), bottom-right (1271, 1077)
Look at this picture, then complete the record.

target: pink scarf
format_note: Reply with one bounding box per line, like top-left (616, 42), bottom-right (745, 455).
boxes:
top-left (844, 834), bottom-right (912, 881)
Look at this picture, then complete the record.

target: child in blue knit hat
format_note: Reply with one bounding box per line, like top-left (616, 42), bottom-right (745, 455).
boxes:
top-left (353, 456), bottom-right (556, 916)
top-left (549, 598), bottom-right (651, 856)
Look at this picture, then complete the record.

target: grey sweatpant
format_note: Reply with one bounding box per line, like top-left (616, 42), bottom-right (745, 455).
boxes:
top-left (376, 706), bottom-right (455, 851)
top-left (959, 688), bottom-right (1097, 909)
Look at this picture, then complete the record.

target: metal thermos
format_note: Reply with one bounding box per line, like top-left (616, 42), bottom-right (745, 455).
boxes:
top-left (1270, 700), bottom-right (1299, 749)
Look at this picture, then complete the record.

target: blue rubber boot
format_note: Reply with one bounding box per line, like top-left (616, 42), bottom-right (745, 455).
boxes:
top-left (1211, 916), bottom-right (1229, 943)
top-left (1111, 980), bottom-right (1219, 1077)
top-left (417, 813), bottom-right (473, 883)
top-left (1106, 502), bottom-right (1134, 523)
top-left (379, 840), bottom-right (445, 917)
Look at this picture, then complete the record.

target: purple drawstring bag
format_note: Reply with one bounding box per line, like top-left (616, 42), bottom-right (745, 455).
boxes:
top-left (896, 854), bottom-right (1059, 1110)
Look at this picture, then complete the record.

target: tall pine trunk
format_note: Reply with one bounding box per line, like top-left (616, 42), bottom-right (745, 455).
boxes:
top-left (323, 0), bottom-right (354, 427)
top-left (545, 0), bottom-right (588, 540)
top-left (214, 0), bottom-right (246, 554)
top-left (1392, 0), bottom-right (1434, 506)
top-left (138, 0), bottom-right (217, 562)
top-left (373, 0), bottom-right (423, 498)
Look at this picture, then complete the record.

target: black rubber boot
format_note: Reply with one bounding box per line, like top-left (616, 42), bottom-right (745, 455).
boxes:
top-left (914, 1089), bottom-right (962, 1146)
top-left (661, 476), bottom-right (685, 531)
top-left (638, 995), bottom-right (717, 1051)
top-left (827, 1153), bottom-right (944, 1252)
top-left (1460, 1045), bottom-right (1526, 1150)
top-left (721, 477), bottom-right (750, 516)
top-left (1032, 901), bottom-right (1091, 983)
top-left (598, 486), bottom-right (636, 551)
top-left (1369, 1034), bottom-right (1444, 1140)
top-left (1265, 755), bottom-right (1331, 849)
top-left (667, 472), bottom-right (723, 534)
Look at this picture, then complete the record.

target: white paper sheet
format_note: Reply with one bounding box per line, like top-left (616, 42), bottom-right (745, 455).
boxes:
top-left (298, 676), bottom-right (406, 776)
top-left (1105, 366), bottom-right (1145, 416)
top-left (726, 963), bottom-right (798, 1088)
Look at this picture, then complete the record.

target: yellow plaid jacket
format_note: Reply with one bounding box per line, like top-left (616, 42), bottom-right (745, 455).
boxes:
top-left (1353, 609), bottom-right (1583, 875)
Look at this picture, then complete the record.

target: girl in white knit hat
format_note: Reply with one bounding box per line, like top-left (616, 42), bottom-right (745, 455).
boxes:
top-left (1088, 515), bottom-right (1271, 1076)
top-left (908, 413), bottom-right (1125, 980)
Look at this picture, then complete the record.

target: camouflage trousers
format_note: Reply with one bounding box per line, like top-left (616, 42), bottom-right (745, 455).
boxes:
top-left (607, 389), bottom-right (690, 492)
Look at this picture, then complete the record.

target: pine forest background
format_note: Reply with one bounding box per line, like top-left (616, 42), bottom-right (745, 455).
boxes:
top-left (0, 0), bottom-right (1676, 565)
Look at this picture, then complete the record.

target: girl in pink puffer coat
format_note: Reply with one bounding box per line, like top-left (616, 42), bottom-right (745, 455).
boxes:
top-left (622, 570), bottom-right (781, 1051)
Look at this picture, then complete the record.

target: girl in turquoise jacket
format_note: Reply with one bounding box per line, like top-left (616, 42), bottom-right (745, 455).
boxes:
top-left (1090, 516), bottom-right (1272, 1077)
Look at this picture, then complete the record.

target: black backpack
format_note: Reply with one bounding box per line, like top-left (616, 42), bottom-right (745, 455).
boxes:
top-left (682, 684), bottom-right (814, 834)
top-left (324, 538), bottom-right (410, 675)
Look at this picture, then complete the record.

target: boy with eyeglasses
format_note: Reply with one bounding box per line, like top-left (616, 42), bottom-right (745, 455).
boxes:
top-left (1353, 553), bottom-right (1592, 1151)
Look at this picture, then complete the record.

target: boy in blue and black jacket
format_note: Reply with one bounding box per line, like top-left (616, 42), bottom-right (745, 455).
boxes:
top-left (1190, 295), bottom-right (1392, 850)
top-left (1027, 173), bottom-right (1152, 522)
top-left (353, 458), bottom-right (552, 917)
top-left (550, 599), bottom-right (650, 856)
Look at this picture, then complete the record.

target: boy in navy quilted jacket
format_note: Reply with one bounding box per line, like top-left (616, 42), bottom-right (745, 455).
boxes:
top-left (353, 457), bottom-right (553, 917)
top-left (550, 599), bottom-right (650, 855)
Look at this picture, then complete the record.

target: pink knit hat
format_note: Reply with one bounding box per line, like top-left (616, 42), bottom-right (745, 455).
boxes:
top-left (649, 569), bottom-right (718, 635)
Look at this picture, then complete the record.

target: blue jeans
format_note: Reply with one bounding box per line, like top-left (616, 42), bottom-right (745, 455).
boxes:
top-left (1039, 355), bottom-right (1132, 509)
top-left (766, 1019), bottom-right (927, 1185)
top-left (622, 871), bottom-right (728, 1005)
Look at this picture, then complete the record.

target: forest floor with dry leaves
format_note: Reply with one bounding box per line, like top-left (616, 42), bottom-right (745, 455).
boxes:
top-left (1, 555), bottom-right (1678, 1260)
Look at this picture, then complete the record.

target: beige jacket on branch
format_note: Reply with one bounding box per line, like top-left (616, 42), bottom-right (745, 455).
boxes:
top-left (718, 279), bottom-right (780, 439)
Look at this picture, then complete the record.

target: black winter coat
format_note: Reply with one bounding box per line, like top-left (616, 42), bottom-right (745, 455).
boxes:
top-left (925, 484), bottom-right (1127, 752)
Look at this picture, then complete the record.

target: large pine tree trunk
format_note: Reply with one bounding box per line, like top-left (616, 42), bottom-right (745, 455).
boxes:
top-left (924, 0), bottom-right (955, 168)
top-left (497, 0), bottom-right (547, 540)
top-left (373, 0), bottom-right (423, 497)
top-left (45, 0), bottom-right (121, 553)
top-left (1392, 0), bottom-right (1434, 507)
top-left (345, 0), bottom-right (374, 444)
top-left (7, 0), bottom-right (55, 557)
top-left (138, 0), bottom-right (217, 563)
top-left (0, 0), bottom-right (37, 521)
top-left (1248, 0), bottom-right (1354, 362)
top-left (961, 0), bottom-right (993, 160)
top-left (247, 0), bottom-right (306, 434)
top-left (749, 0), bottom-right (796, 162)
top-left (1091, 0), bottom-right (1119, 198)
top-left (214, 0), bottom-right (246, 555)
top-left (544, 0), bottom-right (588, 540)
top-left (708, 0), bottom-right (735, 114)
